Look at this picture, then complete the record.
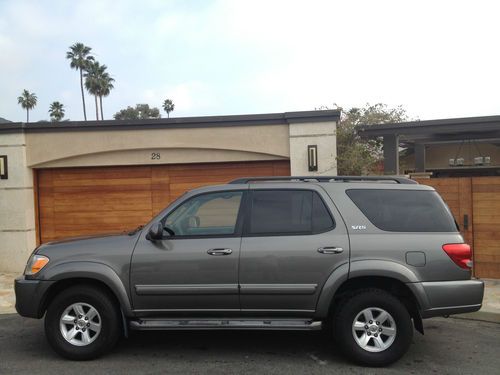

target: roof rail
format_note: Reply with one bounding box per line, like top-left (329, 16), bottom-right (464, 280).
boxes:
top-left (228, 176), bottom-right (418, 185)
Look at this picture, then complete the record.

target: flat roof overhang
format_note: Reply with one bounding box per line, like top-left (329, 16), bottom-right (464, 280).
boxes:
top-left (0, 110), bottom-right (340, 134)
top-left (356, 115), bottom-right (500, 175)
top-left (357, 115), bottom-right (500, 144)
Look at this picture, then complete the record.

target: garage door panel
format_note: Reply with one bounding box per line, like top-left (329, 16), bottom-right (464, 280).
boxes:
top-left (37, 160), bottom-right (290, 243)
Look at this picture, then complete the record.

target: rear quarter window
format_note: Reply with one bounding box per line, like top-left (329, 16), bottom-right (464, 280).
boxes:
top-left (346, 189), bottom-right (457, 232)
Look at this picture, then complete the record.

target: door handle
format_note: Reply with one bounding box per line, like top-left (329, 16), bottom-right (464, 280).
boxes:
top-left (207, 248), bottom-right (233, 256)
top-left (318, 247), bottom-right (344, 254)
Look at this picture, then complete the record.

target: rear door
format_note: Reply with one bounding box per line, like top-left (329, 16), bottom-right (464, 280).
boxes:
top-left (239, 185), bottom-right (350, 315)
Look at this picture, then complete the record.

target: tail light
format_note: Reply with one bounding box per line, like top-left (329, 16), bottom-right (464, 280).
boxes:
top-left (442, 243), bottom-right (472, 270)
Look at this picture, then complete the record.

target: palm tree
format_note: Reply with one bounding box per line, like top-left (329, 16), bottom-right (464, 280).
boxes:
top-left (162, 99), bottom-right (175, 118)
top-left (49, 101), bottom-right (65, 122)
top-left (17, 90), bottom-right (37, 122)
top-left (66, 43), bottom-right (94, 121)
top-left (97, 72), bottom-right (114, 120)
top-left (84, 61), bottom-right (106, 120)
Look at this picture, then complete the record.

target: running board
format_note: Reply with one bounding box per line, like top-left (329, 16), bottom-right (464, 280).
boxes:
top-left (129, 318), bottom-right (322, 331)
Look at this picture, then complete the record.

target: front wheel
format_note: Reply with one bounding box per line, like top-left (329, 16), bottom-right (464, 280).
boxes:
top-left (45, 285), bottom-right (121, 360)
top-left (334, 288), bottom-right (413, 366)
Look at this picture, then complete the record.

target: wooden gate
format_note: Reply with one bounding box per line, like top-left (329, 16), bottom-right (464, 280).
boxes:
top-left (416, 177), bottom-right (500, 279)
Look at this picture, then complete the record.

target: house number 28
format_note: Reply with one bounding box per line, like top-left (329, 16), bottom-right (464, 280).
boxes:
top-left (151, 152), bottom-right (161, 160)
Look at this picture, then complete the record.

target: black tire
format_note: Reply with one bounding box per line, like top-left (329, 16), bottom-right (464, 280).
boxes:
top-left (334, 288), bottom-right (413, 367)
top-left (44, 285), bottom-right (121, 360)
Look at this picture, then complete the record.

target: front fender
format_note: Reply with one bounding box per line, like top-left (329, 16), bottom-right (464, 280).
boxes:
top-left (42, 261), bottom-right (133, 316)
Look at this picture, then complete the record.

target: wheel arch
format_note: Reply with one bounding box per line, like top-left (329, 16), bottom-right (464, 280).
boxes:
top-left (315, 261), bottom-right (424, 334)
top-left (40, 262), bottom-right (133, 318)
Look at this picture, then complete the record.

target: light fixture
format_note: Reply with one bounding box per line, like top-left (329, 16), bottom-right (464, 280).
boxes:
top-left (308, 145), bottom-right (318, 172)
top-left (0, 155), bottom-right (7, 179)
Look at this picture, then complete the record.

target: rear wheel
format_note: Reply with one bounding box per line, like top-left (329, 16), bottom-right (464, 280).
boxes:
top-left (45, 285), bottom-right (121, 360)
top-left (334, 288), bottom-right (413, 366)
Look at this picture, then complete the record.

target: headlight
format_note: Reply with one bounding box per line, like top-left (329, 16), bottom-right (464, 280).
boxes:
top-left (24, 255), bottom-right (49, 276)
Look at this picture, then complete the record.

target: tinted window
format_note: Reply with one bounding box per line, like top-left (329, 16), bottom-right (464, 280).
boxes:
top-left (346, 189), bottom-right (457, 232)
top-left (248, 190), bottom-right (334, 235)
top-left (165, 191), bottom-right (243, 236)
top-left (312, 192), bottom-right (335, 232)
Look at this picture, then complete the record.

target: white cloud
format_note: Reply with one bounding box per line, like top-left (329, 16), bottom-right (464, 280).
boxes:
top-left (1, 0), bottom-right (499, 122)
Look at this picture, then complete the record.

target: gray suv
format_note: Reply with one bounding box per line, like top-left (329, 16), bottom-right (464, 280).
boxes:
top-left (15, 176), bottom-right (484, 366)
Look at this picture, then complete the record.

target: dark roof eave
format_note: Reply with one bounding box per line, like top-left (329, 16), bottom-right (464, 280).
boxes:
top-left (356, 115), bottom-right (500, 138)
top-left (0, 110), bottom-right (340, 134)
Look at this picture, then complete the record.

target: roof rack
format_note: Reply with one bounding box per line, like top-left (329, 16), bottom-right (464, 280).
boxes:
top-left (229, 176), bottom-right (418, 185)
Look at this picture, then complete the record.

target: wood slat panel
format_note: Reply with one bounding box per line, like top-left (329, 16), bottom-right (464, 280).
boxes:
top-left (37, 160), bottom-right (290, 243)
top-left (472, 176), bottom-right (500, 278)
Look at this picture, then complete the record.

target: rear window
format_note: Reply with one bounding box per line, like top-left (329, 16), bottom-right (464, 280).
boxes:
top-left (346, 189), bottom-right (457, 232)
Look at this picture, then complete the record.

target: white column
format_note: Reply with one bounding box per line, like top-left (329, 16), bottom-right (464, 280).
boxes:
top-left (288, 120), bottom-right (337, 176)
top-left (0, 132), bottom-right (36, 273)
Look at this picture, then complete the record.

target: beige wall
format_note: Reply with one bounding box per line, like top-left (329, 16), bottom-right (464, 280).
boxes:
top-left (0, 133), bottom-right (36, 273)
top-left (289, 121), bottom-right (337, 176)
top-left (26, 125), bottom-right (290, 168)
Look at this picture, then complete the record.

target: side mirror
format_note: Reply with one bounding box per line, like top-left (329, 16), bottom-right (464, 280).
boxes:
top-left (147, 222), bottom-right (166, 241)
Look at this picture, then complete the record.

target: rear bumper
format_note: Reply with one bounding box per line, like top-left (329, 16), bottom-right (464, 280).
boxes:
top-left (15, 276), bottom-right (55, 319)
top-left (408, 279), bottom-right (484, 318)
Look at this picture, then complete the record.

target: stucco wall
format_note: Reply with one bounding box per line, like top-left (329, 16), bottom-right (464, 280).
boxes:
top-left (0, 133), bottom-right (36, 273)
top-left (26, 125), bottom-right (290, 168)
top-left (289, 121), bottom-right (337, 175)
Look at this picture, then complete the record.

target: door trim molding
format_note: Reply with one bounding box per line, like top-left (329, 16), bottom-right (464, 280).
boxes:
top-left (240, 284), bottom-right (318, 295)
top-left (135, 284), bottom-right (239, 295)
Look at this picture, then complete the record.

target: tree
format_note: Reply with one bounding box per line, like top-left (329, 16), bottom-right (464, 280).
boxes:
top-left (66, 43), bottom-right (94, 121)
top-left (84, 61), bottom-right (108, 120)
top-left (48, 101), bottom-right (65, 122)
top-left (162, 99), bottom-right (175, 118)
top-left (17, 89), bottom-right (37, 122)
top-left (113, 104), bottom-right (161, 120)
top-left (326, 103), bottom-right (409, 175)
top-left (97, 72), bottom-right (114, 120)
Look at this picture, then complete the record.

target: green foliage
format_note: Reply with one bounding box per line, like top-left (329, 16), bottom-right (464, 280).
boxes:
top-left (162, 99), bottom-right (175, 118)
top-left (66, 43), bottom-right (94, 71)
top-left (17, 89), bottom-right (37, 122)
top-left (328, 103), bottom-right (409, 175)
top-left (113, 104), bottom-right (161, 120)
top-left (66, 43), bottom-right (94, 121)
top-left (48, 101), bottom-right (65, 122)
top-left (84, 61), bottom-right (114, 120)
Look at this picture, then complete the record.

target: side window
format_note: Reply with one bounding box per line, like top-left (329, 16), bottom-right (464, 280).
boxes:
top-left (346, 189), bottom-right (457, 232)
top-left (165, 191), bottom-right (243, 236)
top-left (312, 192), bottom-right (335, 232)
top-left (248, 190), bottom-right (334, 235)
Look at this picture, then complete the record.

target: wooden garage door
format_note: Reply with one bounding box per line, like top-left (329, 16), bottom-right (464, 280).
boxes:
top-left (36, 160), bottom-right (290, 244)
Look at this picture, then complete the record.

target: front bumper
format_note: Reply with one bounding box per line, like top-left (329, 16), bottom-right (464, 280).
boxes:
top-left (15, 276), bottom-right (55, 318)
top-left (408, 279), bottom-right (484, 318)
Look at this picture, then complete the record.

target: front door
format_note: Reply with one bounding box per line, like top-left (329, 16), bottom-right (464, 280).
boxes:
top-left (239, 186), bottom-right (350, 315)
top-left (131, 190), bottom-right (245, 314)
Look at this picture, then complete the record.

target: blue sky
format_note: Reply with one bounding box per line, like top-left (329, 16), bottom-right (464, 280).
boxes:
top-left (1, 0), bottom-right (499, 122)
